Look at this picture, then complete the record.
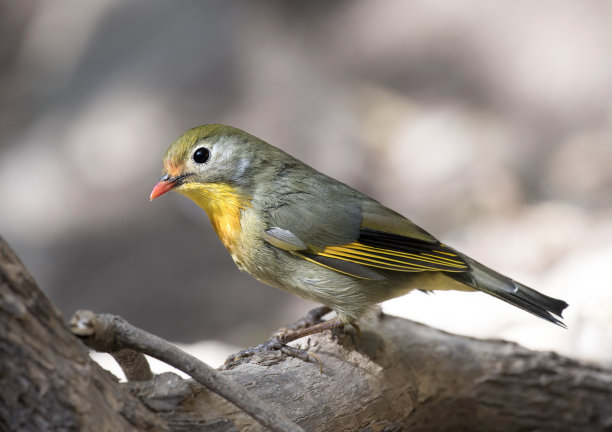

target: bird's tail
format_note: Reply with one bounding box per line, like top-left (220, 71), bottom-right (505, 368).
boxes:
top-left (452, 254), bottom-right (568, 327)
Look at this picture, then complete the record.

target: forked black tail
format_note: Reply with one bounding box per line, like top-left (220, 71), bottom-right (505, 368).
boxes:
top-left (452, 254), bottom-right (568, 327)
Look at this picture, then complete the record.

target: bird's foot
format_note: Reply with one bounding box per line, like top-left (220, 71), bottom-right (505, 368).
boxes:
top-left (222, 317), bottom-right (343, 372)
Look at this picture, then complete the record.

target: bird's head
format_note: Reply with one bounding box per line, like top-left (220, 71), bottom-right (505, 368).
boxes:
top-left (150, 124), bottom-right (287, 245)
top-left (150, 124), bottom-right (270, 201)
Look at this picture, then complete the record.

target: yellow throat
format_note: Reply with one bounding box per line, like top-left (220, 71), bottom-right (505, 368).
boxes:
top-left (177, 182), bottom-right (250, 250)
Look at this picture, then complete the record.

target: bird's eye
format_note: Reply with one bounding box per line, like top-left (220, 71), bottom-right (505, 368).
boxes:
top-left (193, 147), bottom-right (210, 164)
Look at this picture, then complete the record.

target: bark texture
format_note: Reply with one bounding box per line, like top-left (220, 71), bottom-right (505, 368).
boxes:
top-left (136, 316), bottom-right (612, 432)
top-left (0, 236), bottom-right (166, 432)
top-left (1, 235), bottom-right (611, 432)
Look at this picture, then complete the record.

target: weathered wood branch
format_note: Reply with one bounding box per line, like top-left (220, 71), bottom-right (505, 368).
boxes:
top-left (70, 310), bottom-right (302, 432)
top-left (0, 236), bottom-right (166, 431)
top-left (132, 315), bottom-right (612, 431)
top-left (1, 234), bottom-right (611, 431)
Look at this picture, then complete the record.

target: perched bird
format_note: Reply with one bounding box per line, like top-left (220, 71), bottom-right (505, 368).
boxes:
top-left (151, 124), bottom-right (568, 351)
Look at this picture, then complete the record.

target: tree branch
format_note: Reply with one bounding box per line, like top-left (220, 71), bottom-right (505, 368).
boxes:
top-left (70, 310), bottom-right (303, 432)
top-left (0, 236), bottom-right (166, 431)
top-left (122, 313), bottom-right (612, 431)
top-left (110, 348), bottom-right (154, 382)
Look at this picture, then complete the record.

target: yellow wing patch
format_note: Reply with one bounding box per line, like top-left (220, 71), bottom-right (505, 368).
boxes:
top-left (318, 241), bottom-right (468, 273)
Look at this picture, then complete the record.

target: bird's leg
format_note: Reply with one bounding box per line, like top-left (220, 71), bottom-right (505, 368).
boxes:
top-left (275, 317), bottom-right (344, 343)
top-left (223, 318), bottom-right (344, 372)
top-left (278, 306), bottom-right (333, 333)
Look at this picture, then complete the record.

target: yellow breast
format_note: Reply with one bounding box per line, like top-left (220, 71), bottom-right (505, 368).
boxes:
top-left (177, 182), bottom-right (251, 251)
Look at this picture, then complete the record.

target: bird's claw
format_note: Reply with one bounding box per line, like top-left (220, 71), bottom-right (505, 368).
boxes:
top-left (221, 307), bottom-right (342, 372)
top-left (222, 334), bottom-right (322, 372)
top-left (280, 345), bottom-right (323, 373)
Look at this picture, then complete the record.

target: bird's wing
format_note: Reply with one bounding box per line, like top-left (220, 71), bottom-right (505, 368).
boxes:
top-left (265, 195), bottom-right (469, 280)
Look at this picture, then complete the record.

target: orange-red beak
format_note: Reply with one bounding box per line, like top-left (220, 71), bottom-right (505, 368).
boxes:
top-left (150, 174), bottom-right (178, 200)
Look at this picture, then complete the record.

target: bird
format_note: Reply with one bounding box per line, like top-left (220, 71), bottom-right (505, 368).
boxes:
top-left (150, 124), bottom-right (568, 359)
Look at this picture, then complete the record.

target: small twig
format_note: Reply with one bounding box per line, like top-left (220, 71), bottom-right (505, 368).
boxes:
top-left (70, 310), bottom-right (304, 432)
top-left (110, 349), bottom-right (153, 381)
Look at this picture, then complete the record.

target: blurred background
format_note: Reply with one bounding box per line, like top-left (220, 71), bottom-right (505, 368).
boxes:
top-left (2, 0), bottom-right (612, 372)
